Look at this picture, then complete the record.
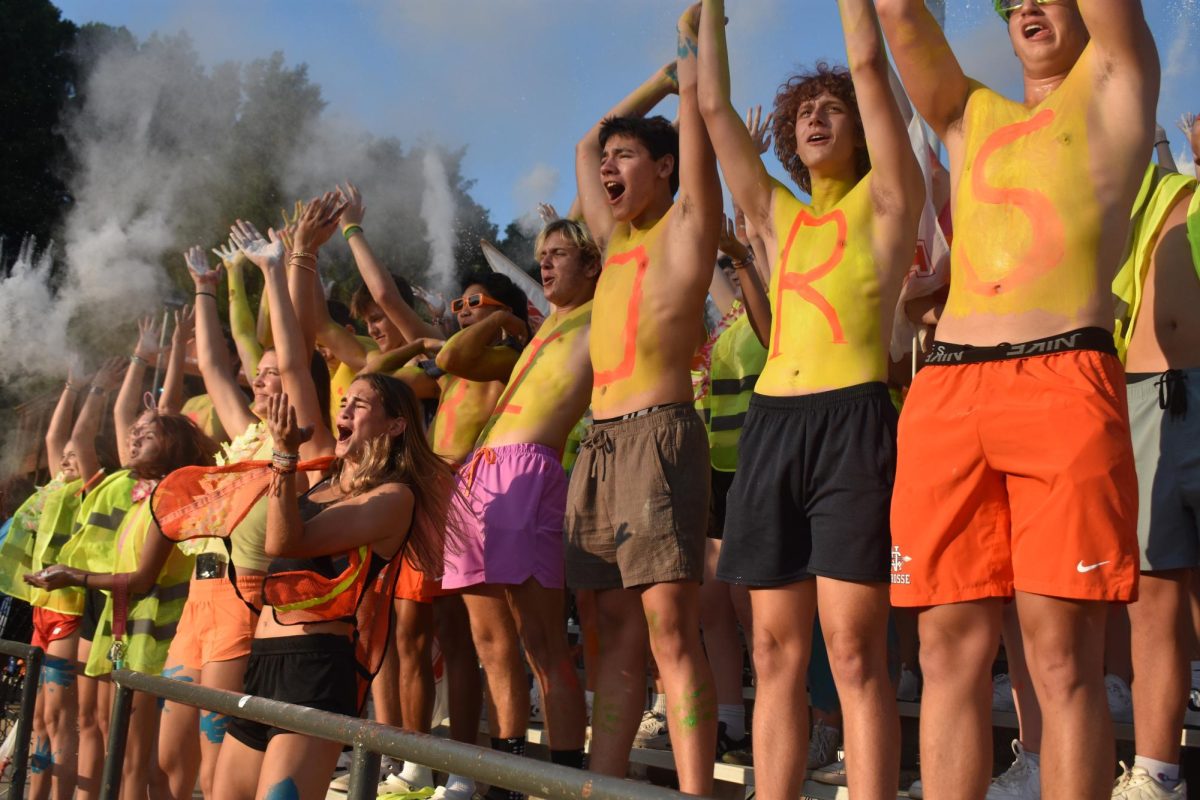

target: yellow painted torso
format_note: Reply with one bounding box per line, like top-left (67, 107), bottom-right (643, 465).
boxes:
top-left (758, 177), bottom-right (885, 395)
top-left (428, 373), bottom-right (502, 464)
top-left (479, 302), bottom-right (593, 448)
top-left (590, 208), bottom-right (700, 416)
top-left (945, 50), bottom-right (1103, 330)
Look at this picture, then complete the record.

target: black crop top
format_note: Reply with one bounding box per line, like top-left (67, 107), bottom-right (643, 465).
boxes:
top-left (265, 480), bottom-right (387, 591)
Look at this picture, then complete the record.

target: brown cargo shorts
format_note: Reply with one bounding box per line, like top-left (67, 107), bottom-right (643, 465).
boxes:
top-left (564, 403), bottom-right (710, 590)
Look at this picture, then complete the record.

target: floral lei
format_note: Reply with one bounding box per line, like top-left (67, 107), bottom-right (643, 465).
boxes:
top-left (215, 421), bottom-right (267, 467)
top-left (692, 303), bottom-right (746, 403)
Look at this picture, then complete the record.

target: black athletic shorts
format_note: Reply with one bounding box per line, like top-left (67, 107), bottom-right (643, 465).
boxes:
top-left (717, 382), bottom-right (896, 585)
top-left (227, 634), bottom-right (358, 752)
top-left (707, 468), bottom-right (736, 540)
top-left (80, 588), bottom-right (106, 642)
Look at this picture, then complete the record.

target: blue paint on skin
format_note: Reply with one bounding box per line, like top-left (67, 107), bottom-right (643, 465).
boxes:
top-left (199, 711), bottom-right (230, 744)
top-left (41, 656), bottom-right (75, 688)
top-left (158, 665), bottom-right (194, 710)
top-left (30, 737), bottom-right (52, 774)
top-left (265, 777), bottom-right (300, 800)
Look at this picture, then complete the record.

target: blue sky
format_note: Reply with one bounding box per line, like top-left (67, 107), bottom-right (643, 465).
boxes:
top-left (53, 0), bottom-right (1199, 230)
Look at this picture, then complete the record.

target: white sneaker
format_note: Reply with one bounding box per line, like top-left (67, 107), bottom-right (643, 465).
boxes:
top-left (986, 740), bottom-right (1040, 799)
top-left (807, 720), bottom-right (841, 770)
top-left (633, 710), bottom-right (669, 749)
top-left (530, 681), bottom-right (544, 724)
top-left (811, 751), bottom-right (847, 786)
top-left (1106, 674), bottom-right (1134, 723)
top-left (908, 779), bottom-right (924, 798)
top-left (1111, 763), bottom-right (1187, 799)
top-left (993, 673), bottom-right (1016, 713)
top-left (897, 665), bottom-right (921, 702)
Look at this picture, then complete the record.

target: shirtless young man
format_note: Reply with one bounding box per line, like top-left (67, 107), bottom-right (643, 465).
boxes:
top-left (436, 219), bottom-right (599, 774)
top-left (568, 5), bottom-right (722, 792)
top-left (697, 2), bottom-right (922, 798)
top-left (875, 1), bottom-right (1158, 797)
top-left (1109, 161), bottom-right (1200, 799)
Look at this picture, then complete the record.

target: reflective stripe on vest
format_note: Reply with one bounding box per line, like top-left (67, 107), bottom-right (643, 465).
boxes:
top-left (707, 315), bottom-right (767, 472)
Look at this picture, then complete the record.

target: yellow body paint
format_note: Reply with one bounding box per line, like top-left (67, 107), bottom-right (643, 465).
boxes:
top-left (479, 302), bottom-right (592, 445)
top-left (429, 373), bottom-right (501, 464)
top-left (757, 178), bottom-right (887, 395)
top-left (945, 49), bottom-right (1101, 322)
top-left (590, 209), bottom-right (680, 416)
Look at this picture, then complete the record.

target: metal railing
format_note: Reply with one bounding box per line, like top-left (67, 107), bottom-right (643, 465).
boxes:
top-left (103, 668), bottom-right (688, 800)
top-left (0, 639), bottom-right (44, 800)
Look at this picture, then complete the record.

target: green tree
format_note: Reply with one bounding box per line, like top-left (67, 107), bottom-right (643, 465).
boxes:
top-left (0, 0), bottom-right (77, 248)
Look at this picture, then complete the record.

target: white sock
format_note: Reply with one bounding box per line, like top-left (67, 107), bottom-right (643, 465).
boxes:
top-left (650, 692), bottom-right (668, 716)
top-left (399, 761), bottom-right (433, 788)
top-left (1134, 755), bottom-right (1180, 789)
top-left (718, 704), bottom-right (746, 740)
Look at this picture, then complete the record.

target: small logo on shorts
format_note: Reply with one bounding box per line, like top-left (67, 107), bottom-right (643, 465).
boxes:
top-left (1076, 559), bottom-right (1110, 573)
top-left (891, 546), bottom-right (913, 585)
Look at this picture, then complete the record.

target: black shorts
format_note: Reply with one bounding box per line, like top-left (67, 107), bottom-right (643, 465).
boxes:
top-left (226, 634), bottom-right (358, 752)
top-left (80, 588), bottom-right (106, 642)
top-left (717, 383), bottom-right (896, 585)
top-left (707, 468), bottom-right (736, 540)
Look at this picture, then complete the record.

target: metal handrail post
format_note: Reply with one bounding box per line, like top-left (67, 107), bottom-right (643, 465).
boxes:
top-left (0, 641), bottom-right (43, 800)
top-left (346, 742), bottom-right (382, 800)
top-left (99, 681), bottom-right (134, 800)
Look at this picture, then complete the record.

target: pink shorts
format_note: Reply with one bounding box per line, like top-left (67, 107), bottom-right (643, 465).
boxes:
top-left (443, 443), bottom-right (567, 590)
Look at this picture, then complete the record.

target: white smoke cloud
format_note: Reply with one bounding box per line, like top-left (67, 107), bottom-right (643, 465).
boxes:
top-left (513, 163), bottom-right (560, 236)
top-left (421, 149), bottom-right (458, 295)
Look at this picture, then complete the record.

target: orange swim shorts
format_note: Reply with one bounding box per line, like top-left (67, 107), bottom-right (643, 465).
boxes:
top-left (167, 574), bottom-right (263, 669)
top-left (395, 558), bottom-right (442, 603)
top-left (31, 608), bottom-right (81, 650)
top-left (890, 330), bottom-right (1138, 606)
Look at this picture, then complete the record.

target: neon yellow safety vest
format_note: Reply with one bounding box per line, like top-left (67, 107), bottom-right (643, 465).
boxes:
top-left (57, 470), bottom-right (137, 614)
top-left (28, 479), bottom-right (87, 613)
top-left (704, 313), bottom-right (767, 472)
top-left (85, 501), bottom-right (195, 677)
top-left (1113, 166), bottom-right (1200, 362)
top-left (0, 478), bottom-right (72, 602)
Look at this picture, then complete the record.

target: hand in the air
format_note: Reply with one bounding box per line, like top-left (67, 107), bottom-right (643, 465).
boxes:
top-left (134, 315), bottom-right (164, 362)
top-left (338, 182), bottom-right (365, 228)
top-left (93, 355), bottom-right (128, 392)
top-left (230, 220), bottom-right (285, 272)
top-left (746, 105), bottom-right (774, 156)
top-left (173, 304), bottom-right (196, 345)
top-left (185, 245), bottom-right (221, 289)
top-left (211, 237), bottom-right (249, 273)
top-left (265, 392), bottom-right (313, 456)
top-left (537, 202), bottom-right (559, 224)
top-left (292, 191), bottom-right (348, 254)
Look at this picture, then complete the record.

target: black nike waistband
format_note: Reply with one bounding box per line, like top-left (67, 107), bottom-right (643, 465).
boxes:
top-left (924, 327), bottom-right (1116, 366)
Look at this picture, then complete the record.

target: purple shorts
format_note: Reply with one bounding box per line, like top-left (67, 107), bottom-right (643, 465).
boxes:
top-left (443, 443), bottom-right (567, 590)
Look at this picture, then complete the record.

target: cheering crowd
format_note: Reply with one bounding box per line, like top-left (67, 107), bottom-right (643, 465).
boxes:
top-left (1, 0), bottom-right (1199, 799)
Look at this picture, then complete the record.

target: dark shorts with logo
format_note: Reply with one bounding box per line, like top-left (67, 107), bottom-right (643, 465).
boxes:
top-left (227, 634), bottom-right (358, 752)
top-left (717, 383), bottom-right (896, 586)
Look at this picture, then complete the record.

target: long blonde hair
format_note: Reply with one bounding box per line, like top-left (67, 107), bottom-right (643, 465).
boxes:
top-left (328, 374), bottom-right (458, 575)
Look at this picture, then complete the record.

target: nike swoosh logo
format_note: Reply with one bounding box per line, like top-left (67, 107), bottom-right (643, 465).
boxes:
top-left (1076, 560), bottom-right (1110, 573)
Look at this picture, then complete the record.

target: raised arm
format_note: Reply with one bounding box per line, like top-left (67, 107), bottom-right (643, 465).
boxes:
top-left (157, 305), bottom-right (193, 415)
top-left (339, 182), bottom-right (442, 342)
top-left (435, 314), bottom-right (524, 383)
top-left (839, 0), bottom-right (924, 219)
top-left (186, 246), bottom-right (258, 437)
top-left (697, 0), bottom-right (775, 233)
top-left (673, 3), bottom-right (724, 253)
top-left (360, 338), bottom-right (439, 377)
top-left (289, 192), bottom-right (346, 359)
top-left (45, 374), bottom-right (81, 473)
top-left (114, 317), bottom-right (161, 462)
top-left (263, 393), bottom-right (412, 559)
top-left (213, 238), bottom-right (263, 380)
top-left (874, 0), bottom-right (969, 143)
top-left (70, 357), bottom-right (124, 486)
top-left (575, 63), bottom-right (679, 249)
top-left (233, 221), bottom-right (335, 459)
